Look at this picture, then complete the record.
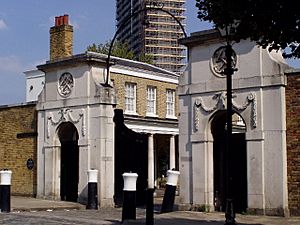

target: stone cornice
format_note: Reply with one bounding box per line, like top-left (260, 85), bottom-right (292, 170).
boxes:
top-left (37, 53), bottom-right (108, 72)
top-left (178, 74), bottom-right (286, 96)
top-left (179, 29), bottom-right (221, 47)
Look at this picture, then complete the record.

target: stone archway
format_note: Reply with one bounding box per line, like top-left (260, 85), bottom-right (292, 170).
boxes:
top-left (211, 111), bottom-right (247, 213)
top-left (57, 122), bottom-right (79, 202)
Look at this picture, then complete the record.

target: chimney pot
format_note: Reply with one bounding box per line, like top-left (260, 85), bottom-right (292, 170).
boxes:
top-left (59, 16), bottom-right (63, 26)
top-left (54, 14), bottom-right (69, 26)
top-left (63, 15), bottom-right (69, 25)
top-left (55, 17), bottom-right (59, 26)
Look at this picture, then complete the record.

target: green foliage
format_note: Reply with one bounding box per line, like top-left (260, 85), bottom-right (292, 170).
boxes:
top-left (195, 0), bottom-right (300, 58)
top-left (139, 53), bottom-right (154, 64)
top-left (87, 40), bottom-right (135, 60)
top-left (87, 40), bottom-right (154, 64)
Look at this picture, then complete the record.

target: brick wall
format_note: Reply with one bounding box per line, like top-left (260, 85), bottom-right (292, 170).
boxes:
top-left (110, 72), bottom-right (178, 118)
top-left (0, 103), bottom-right (37, 196)
top-left (286, 73), bottom-right (300, 216)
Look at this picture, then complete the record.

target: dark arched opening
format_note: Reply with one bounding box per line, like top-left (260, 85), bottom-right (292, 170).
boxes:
top-left (57, 122), bottom-right (79, 202)
top-left (211, 111), bottom-right (247, 213)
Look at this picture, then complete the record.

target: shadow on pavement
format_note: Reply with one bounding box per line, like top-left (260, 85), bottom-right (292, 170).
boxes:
top-left (159, 218), bottom-right (262, 225)
top-left (125, 217), bottom-right (263, 225)
top-left (106, 219), bottom-right (122, 224)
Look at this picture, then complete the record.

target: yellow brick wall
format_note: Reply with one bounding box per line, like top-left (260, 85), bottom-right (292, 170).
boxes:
top-left (110, 72), bottom-right (178, 118)
top-left (50, 25), bottom-right (73, 61)
top-left (0, 104), bottom-right (37, 196)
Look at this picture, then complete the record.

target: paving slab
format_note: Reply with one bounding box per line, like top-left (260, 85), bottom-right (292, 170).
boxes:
top-left (11, 196), bottom-right (84, 212)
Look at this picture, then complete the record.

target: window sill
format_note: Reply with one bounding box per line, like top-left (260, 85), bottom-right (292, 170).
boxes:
top-left (166, 115), bottom-right (177, 120)
top-left (146, 113), bottom-right (158, 118)
top-left (124, 111), bottom-right (139, 116)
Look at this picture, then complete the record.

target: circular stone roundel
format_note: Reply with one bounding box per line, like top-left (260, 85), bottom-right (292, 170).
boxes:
top-left (211, 46), bottom-right (237, 76)
top-left (58, 72), bottom-right (74, 97)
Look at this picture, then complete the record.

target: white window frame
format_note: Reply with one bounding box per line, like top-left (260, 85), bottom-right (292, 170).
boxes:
top-left (146, 86), bottom-right (157, 117)
top-left (166, 89), bottom-right (176, 119)
top-left (125, 82), bottom-right (137, 115)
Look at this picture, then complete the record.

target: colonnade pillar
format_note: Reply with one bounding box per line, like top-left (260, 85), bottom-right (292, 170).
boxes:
top-left (169, 135), bottom-right (176, 170)
top-left (148, 133), bottom-right (154, 188)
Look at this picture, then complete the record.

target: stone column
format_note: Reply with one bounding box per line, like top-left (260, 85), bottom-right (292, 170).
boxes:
top-left (147, 134), bottom-right (155, 225)
top-left (169, 135), bottom-right (176, 170)
top-left (148, 134), bottom-right (154, 188)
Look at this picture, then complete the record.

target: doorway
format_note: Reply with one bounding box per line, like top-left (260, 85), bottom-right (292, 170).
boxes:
top-left (57, 122), bottom-right (79, 202)
top-left (211, 111), bottom-right (247, 213)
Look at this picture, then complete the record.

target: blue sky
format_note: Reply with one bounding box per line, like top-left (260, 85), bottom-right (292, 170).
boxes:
top-left (0, 1), bottom-right (298, 105)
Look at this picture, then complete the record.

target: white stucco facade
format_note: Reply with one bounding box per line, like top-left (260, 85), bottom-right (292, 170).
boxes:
top-left (24, 69), bottom-right (45, 102)
top-left (178, 30), bottom-right (290, 216)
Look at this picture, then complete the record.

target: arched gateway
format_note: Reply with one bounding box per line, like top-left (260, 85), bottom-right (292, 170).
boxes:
top-left (211, 111), bottom-right (247, 213)
top-left (57, 122), bottom-right (79, 202)
top-left (178, 30), bottom-right (289, 216)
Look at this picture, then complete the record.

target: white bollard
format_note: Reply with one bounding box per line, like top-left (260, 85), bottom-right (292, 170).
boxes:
top-left (86, 169), bottom-right (98, 209)
top-left (0, 170), bottom-right (12, 213)
top-left (166, 170), bottom-right (180, 186)
top-left (122, 172), bottom-right (138, 222)
top-left (161, 170), bottom-right (180, 213)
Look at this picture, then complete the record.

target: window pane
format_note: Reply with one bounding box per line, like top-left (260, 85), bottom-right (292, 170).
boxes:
top-left (166, 90), bottom-right (175, 116)
top-left (147, 86), bottom-right (156, 114)
top-left (125, 83), bottom-right (136, 113)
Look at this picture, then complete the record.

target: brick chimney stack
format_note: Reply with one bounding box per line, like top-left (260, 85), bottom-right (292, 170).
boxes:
top-left (50, 14), bottom-right (73, 61)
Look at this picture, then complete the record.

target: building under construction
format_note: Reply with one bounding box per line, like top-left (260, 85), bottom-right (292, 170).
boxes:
top-left (116, 0), bottom-right (186, 74)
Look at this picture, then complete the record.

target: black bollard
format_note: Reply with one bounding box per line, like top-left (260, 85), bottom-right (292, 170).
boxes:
top-left (0, 170), bottom-right (12, 213)
top-left (86, 169), bottom-right (98, 210)
top-left (0, 185), bottom-right (1, 210)
top-left (122, 172), bottom-right (138, 223)
top-left (161, 170), bottom-right (180, 213)
top-left (146, 188), bottom-right (154, 225)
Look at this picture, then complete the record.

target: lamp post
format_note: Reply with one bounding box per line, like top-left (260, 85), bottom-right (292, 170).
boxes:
top-left (224, 42), bottom-right (236, 225)
top-left (218, 25), bottom-right (238, 225)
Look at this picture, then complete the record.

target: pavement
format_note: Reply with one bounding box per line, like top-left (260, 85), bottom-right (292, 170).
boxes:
top-left (11, 196), bottom-right (85, 212)
top-left (0, 196), bottom-right (299, 225)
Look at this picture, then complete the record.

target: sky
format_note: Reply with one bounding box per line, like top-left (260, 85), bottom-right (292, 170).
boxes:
top-left (0, 1), bottom-right (298, 105)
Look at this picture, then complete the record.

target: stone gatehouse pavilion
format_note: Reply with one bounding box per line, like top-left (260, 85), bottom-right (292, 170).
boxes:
top-left (178, 29), bottom-right (300, 216)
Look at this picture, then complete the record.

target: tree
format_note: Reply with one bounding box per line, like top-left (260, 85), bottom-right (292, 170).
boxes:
top-left (195, 0), bottom-right (300, 58)
top-left (139, 53), bottom-right (154, 64)
top-left (87, 40), bottom-right (135, 60)
top-left (87, 40), bottom-right (153, 64)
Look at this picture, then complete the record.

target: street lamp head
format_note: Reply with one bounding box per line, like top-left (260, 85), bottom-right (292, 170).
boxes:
top-left (217, 20), bottom-right (241, 41)
top-left (215, 20), bottom-right (240, 76)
